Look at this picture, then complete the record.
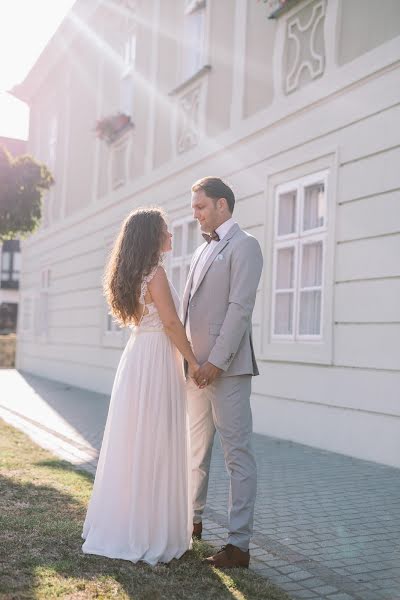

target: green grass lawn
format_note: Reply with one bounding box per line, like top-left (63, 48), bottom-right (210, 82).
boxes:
top-left (0, 419), bottom-right (290, 600)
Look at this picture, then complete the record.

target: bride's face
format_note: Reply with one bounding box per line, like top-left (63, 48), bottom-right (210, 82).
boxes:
top-left (161, 221), bottom-right (173, 253)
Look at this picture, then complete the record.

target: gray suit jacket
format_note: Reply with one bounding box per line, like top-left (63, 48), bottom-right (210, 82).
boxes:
top-left (182, 223), bottom-right (263, 377)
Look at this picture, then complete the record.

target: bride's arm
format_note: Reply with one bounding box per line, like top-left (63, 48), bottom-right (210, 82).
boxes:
top-left (148, 266), bottom-right (199, 374)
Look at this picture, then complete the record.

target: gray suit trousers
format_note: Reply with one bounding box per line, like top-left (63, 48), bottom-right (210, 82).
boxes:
top-left (187, 375), bottom-right (257, 551)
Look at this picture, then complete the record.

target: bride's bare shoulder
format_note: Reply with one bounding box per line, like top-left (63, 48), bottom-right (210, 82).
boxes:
top-left (148, 265), bottom-right (168, 288)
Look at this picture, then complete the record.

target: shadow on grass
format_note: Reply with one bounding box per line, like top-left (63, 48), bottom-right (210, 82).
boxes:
top-left (0, 459), bottom-right (289, 600)
top-left (36, 458), bottom-right (96, 483)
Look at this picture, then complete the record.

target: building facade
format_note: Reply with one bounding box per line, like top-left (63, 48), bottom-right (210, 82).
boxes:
top-left (13, 0), bottom-right (400, 467)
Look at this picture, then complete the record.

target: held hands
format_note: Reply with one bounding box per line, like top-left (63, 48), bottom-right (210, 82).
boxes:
top-left (188, 362), bottom-right (200, 381)
top-left (193, 362), bottom-right (222, 389)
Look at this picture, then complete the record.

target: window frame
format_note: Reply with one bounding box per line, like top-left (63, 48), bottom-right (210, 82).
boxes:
top-left (297, 233), bottom-right (325, 341)
top-left (120, 27), bottom-right (136, 119)
top-left (167, 215), bottom-right (202, 297)
top-left (34, 267), bottom-right (51, 342)
top-left (19, 293), bottom-right (34, 340)
top-left (271, 170), bottom-right (328, 343)
top-left (181, 0), bottom-right (208, 83)
top-left (0, 240), bottom-right (21, 290)
top-left (110, 139), bottom-right (129, 189)
top-left (102, 305), bottom-right (127, 348)
top-left (43, 111), bottom-right (58, 227)
top-left (262, 152), bottom-right (337, 365)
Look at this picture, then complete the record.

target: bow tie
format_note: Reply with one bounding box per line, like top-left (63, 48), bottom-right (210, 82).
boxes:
top-left (202, 231), bottom-right (220, 244)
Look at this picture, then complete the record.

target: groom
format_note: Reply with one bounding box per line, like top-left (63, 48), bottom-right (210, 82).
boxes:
top-left (182, 176), bottom-right (263, 568)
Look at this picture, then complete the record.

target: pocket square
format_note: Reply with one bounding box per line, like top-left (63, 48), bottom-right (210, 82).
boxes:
top-left (215, 254), bottom-right (224, 261)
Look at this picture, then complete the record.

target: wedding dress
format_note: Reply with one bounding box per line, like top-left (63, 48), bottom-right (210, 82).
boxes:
top-left (82, 265), bottom-right (192, 565)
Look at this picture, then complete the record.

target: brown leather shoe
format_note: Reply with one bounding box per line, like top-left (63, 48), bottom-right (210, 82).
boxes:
top-left (203, 544), bottom-right (250, 568)
top-left (192, 522), bottom-right (202, 540)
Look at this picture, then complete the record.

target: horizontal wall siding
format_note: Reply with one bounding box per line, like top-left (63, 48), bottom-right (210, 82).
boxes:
top-left (334, 324), bottom-right (400, 371)
top-left (338, 146), bottom-right (400, 202)
top-left (48, 306), bottom-right (102, 328)
top-left (251, 394), bottom-right (400, 469)
top-left (253, 361), bottom-right (400, 416)
top-left (337, 190), bottom-right (400, 241)
top-left (338, 103), bottom-right (400, 165)
top-left (18, 340), bottom-right (121, 371)
top-left (334, 137), bottom-right (400, 371)
top-left (234, 193), bottom-right (265, 229)
top-left (48, 326), bottom-right (102, 346)
top-left (336, 234), bottom-right (400, 281)
top-left (16, 350), bottom-right (114, 395)
top-left (49, 289), bottom-right (101, 311)
top-left (49, 269), bottom-right (103, 295)
top-left (335, 279), bottom-right (400, 323)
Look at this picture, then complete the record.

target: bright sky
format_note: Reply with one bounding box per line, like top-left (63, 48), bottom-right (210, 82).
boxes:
top-left (0, 0), bottom-right (76, 140)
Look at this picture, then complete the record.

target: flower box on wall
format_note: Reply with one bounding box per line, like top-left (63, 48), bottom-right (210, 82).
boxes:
top-left (263, 0), bottom-right (303, 19)
top-left (95, 112), bottom-right (134, 145)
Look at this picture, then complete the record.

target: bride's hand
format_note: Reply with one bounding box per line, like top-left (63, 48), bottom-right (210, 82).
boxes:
top-left (188, 361), bottom-right (200, 381)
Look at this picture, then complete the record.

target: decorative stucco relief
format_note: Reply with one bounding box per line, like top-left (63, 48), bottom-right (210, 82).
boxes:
top-left (284, 0), bottom-right (326, 94)
top-left (177, 85), bottom-right (201, 154)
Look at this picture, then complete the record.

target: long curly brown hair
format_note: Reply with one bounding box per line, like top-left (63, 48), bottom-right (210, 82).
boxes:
top-left (103, 207), bottom-right (167, 326)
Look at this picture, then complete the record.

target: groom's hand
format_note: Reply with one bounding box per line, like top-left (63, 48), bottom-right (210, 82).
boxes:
top-left (194, 362), bottom-right (222, 388)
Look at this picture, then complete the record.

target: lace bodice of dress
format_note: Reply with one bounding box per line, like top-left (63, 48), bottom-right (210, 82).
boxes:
top-left (136, 265), bottom-right (179, 329)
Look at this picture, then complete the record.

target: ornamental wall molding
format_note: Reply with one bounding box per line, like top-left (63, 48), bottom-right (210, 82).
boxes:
top-left (285, 0), bottom-right (326, 94)
top-left (177, 85), bottom-right (201, 154)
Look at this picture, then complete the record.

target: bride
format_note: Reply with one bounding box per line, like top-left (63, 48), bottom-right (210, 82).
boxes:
top-left (82, 207), bottom-right (200, 565)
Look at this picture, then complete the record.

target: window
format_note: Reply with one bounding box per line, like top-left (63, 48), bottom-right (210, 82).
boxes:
top-left (35, 268), bottom-right (51, 339)
top-left (43, 113), bottom-right (57, 227)
top-left (48, 115), bottom-right (58, 170)
top-left (41, 268), bottom-right (51, 290)
top-left (20, 295), bottom-right (33, 338)
top-left (0, 302), bottom-right (18, 334)
top-left (271, 171), bottom-right (328, 341)
top-left (1, 240), bottom-right (21, 290)
top-left (168, 217), bottom-right (201, 296)
top-left (111, 142), bottom-right (128, 189)
top-left (103, 304), bottom-right (127, 348)
top-left (106, 313), bottom-right (120, 334)
top-left (182, 0), bottom-right (206, 81)
top-left (120, 30), bottom-right (136, 118)
top-left (123, 31), bottom-right (136, 69)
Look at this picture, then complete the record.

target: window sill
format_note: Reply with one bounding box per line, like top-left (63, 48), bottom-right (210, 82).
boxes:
top-left (261, 338), bottom-right (332, 365)
top-left (169, 64), bottom-right (211, 97)
top-left (103, 123), bottom-right (134, 146)
top-left (265, 0), bottom-right (303, 19)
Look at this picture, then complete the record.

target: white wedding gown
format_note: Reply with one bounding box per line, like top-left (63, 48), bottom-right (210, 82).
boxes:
top-left (82, 266), bottom-right (192, 565)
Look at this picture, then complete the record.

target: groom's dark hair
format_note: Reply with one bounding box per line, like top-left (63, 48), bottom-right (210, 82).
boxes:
top-left (192, 176), bottom-right (235, 214)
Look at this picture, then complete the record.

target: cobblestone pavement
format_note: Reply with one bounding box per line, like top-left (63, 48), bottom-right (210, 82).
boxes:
top-left (1, 369), bottom-right (400, 600)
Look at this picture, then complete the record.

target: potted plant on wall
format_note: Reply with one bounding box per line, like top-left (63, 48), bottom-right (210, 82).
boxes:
top-left (94, 112), bottom-right (134, 145)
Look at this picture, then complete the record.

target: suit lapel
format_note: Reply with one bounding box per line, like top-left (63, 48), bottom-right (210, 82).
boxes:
top-left (192, 223), bottom-right (240, 296)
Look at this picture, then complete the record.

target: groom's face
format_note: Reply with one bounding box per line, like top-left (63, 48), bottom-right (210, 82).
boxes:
top-left (191, 189), bottom-right (221, 233)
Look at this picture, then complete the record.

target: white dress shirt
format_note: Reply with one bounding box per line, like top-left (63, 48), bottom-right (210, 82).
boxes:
top-left (186, 217), bottom-right (236, 343)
